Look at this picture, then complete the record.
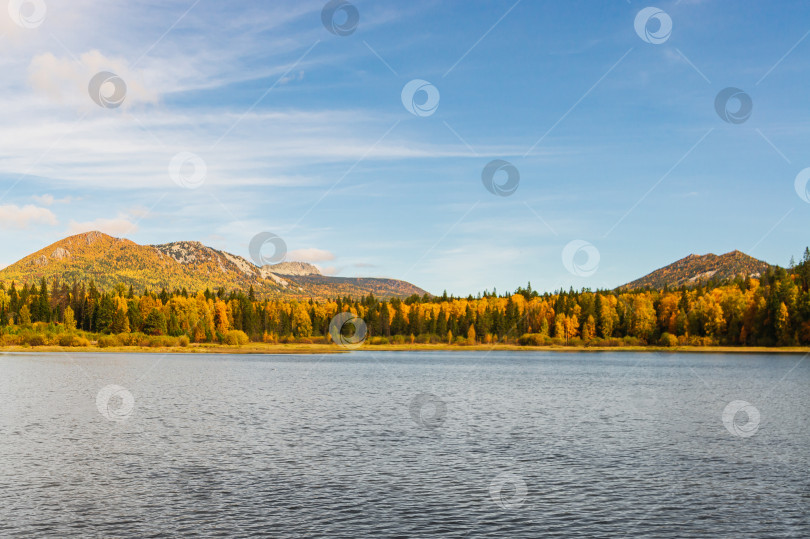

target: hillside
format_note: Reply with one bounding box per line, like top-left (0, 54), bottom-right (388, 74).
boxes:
top-left (621, 250), bottom-right (771, 290)
top-left (0, 232), bottom-right (427, 299)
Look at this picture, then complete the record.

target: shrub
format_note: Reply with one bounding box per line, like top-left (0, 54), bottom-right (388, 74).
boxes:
top-left (178, 335), bottom-right (190, 347)
top-left (683, 335), bottom-right (716, 347)
top-left (659, 333), bottom-right (678, 347)
top-left (416, 334), bottom-right (433, 344)
top-left (97, 335), bottom-right (120, 348)
top-left (26, 334), bottom-right (47, 347)
top-left (115, 333), bottom-right (137, 346)
top-left (1, 334), bottom-right (21, 346)
top-left (622, 336), bottom-right (641, 346)
top-left (568, 337), bottom-right (583, 347)
top-left (518, 333), bottom-right (549, 346)
top-left (223, 330), bottom-right (250, 346)
top-left (147, 336), bottom-right (176, 347)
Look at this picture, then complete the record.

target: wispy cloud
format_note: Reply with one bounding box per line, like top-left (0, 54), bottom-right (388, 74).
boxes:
top-left (67, 215), bottom-right (138, 236)
top-left (32, 194), bottom-right (73, 206)
top-left (29, 50), bottom-right (158, 108)
top-left (287, 248), bottom-right (335, 262)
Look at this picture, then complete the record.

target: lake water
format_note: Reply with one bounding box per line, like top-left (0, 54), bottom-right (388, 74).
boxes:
top-left (0, 350), bottom-right (807, 537)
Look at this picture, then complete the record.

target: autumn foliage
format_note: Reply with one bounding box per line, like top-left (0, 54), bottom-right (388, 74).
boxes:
top-left (1, 249), bottom-right (809, 348)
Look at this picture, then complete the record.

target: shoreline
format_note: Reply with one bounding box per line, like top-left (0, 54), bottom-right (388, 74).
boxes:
top-left (1, 343), bottom-right (808, 355)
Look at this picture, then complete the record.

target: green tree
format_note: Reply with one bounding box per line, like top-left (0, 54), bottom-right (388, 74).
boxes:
top-left (167, 311), bottom-right (182, 336)
top-left (37, 277), bottom-right (50, 322)
top-left (110, 307), bottom-right (130, 334)
top-left (143, 308), bottom-right (167, 336)
top-left (95, 295), bottom-right (115, 333)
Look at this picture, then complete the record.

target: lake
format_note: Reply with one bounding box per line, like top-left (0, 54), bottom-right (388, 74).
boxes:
top-left (0, 351), bottom-right (807, 537)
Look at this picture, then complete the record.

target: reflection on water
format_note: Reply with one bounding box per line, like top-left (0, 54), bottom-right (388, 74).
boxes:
top-left (0, 351), bottom-right (807, 537)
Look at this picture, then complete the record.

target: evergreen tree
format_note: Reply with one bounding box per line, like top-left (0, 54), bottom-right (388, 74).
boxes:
top-left (95, 295), bottom-right (115, 333)
top-left (143, 309), bottom-right (167, 336)
top-left (167, 311), bottom-right (181, 336)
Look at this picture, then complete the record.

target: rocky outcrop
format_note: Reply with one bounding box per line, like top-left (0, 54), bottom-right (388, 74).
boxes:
top-left (266, 262), bottom-right (321, 276)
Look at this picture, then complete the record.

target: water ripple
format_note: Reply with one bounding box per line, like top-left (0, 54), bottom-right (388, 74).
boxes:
top-left (0, 351), bottom-right (807, 537)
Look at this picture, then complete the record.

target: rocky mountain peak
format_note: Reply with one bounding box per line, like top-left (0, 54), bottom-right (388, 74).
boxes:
top-left (266, 261), bottom-right (322, 276)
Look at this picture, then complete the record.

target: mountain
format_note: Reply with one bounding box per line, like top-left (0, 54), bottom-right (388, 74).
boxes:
top-left (0, 232), bottom-right (427, 299)
top-left (621, 250), bottom-right (771, 290)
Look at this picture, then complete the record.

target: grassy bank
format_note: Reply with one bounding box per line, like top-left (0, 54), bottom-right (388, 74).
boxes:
top-left (1, 341), bottom-right (807, 355)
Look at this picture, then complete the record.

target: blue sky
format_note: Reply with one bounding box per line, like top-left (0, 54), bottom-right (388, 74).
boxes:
top-left (0, 0), bottom-right (808, 295)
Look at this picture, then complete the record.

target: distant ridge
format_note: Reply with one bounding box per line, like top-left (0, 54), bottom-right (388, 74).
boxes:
top-left (620, 250), bottom-right (771, 290)
top-left (0, 232), bottom-right (427, 299)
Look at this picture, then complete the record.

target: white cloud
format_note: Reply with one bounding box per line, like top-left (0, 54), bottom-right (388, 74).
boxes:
top-left (287, 248), bottom-right (336, 262)
top-left (32, 194), bottom-right (54, 206)
top-left (279, 70), bottom-right (305, 85)
top-left (32, 194), bottom-right (73, 206)
top-left (28, 50), bottom-right (158, 108)
top-left (0, 204), bottom-right (58, 229)
top-left (317, 265), bottom-right (338, 276)
top-left (0, 103), bottom-right (540, 191)
top-left (67, 216), bottom-right (137, 236)
top-left (126, 205), bottom-right (151, 218)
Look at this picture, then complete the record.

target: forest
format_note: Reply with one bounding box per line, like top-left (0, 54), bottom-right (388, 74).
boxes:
top-left (1, 248), bottom-right (809, 348)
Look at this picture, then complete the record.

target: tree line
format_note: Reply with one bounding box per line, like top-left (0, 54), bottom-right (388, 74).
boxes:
top-left (1, 248), bottom-right (809, 347)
